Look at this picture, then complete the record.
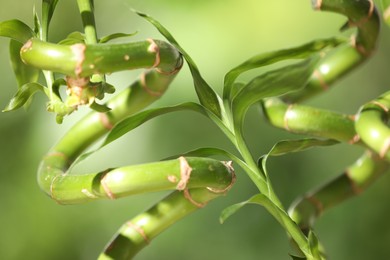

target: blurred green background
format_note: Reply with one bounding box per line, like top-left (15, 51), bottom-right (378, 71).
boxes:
top-left (1, 0), bottom-right (390, 259)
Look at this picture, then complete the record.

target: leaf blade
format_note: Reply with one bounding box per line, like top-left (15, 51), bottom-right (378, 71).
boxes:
top-left (103, 102), bottom-right (206, 147)
top-left (268, 138), bottom-right (339, 157)
top-left (232, 56), bottom-right (320, 126)
top-left (72, 102), bottom-right (208, 168)
top-left (9, 39), bottom-right (39, 88)
top-left (58, 31), bottom-right (86, 45)
top-left (99, 32), bottom-right (138, 43)
top-left (42, 0), bottom-right (60, 39)
top-left (3, 82), bottom-right (45, 112)
top-left (220, 194), bottom-right (310, 256)
top-left (223, 37), bottom-right (345, 101)
top-left (0, 19), bottom-right (34, 43)
top-left (134, 10), bottom-right (222, 118)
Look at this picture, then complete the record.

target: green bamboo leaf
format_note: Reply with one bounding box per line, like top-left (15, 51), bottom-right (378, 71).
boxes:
top-left (103, 102), bottom-right (207, 147)
top-left (381, 0), bottom-right (390, 26)
top-left (308, 231), bottom-right (322, 259)
top-left (289, 255), bottom-right (306, 260)
top-left (268, 138), bottom-right (339, 157)
top-left (220, 194), bottom-right (289, 228)
top-left (42, 0), bottom-right (59, 39)
top-left (52, 78), bottom-right (67, 99)
top-left (224, 38), bottom-right (344, 101)
top-left (58, 31), bottom-right (86, 45)
top-left (33, 7), bottom-right (41, 37)
top-left (3, 82), bottom-right (45, 112)
top-left (99, 32), bottom-right (138, 43)
top-left (232, 56), bottom-right (319, 122)
top-left (0, 19), bottom-right (34, 43)
top-left (220, 194), bottom-right (310, 256)
top-left (135, 10), bottom-right (222, 118)
top-left (9, 39), bottom-right (39, 87)
top-left (90, 102), bottom-right (111, 112)
top-left (219, 200), bottom-right (248, 224)
top-left (258, 138), bottom-right (339, 178)
top-left (72, 103), bottom-right (209, 168)
top-left (164, 147), bottom-right (232, 160)
top-left (257, 138), bottom-right (338, 201)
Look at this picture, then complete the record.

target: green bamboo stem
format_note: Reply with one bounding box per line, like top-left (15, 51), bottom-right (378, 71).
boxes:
top-left (27, 21), bottom-right (238, 257)
top-left (355, 91), bottom-right (390, 160)
top-left (76, 0), bottom-right (98, 44)
top-left (20, 38), bottom-right (182, 78)
top-left (284, 0), bottom-right (380, 102)
top-left (41, 156), bottom-right (234, 204)
top-left (262, 98), bottom-right (357, 143)
top-left (4, 0), bottom-right (385, 258)
top-left (289, 151), bottom-right (389, 234)
top-left (98, 188), bottom-right (224, 259)
top-left (37, 40), bottom-right (183, 193)
top-left (382, 0), bottom-right (390, 25)
top-left (262, 88), bottom-right (390, 243)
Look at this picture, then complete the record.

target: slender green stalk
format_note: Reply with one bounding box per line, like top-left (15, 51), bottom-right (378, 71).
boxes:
top-left (76, 0), bottom-right (98, 44)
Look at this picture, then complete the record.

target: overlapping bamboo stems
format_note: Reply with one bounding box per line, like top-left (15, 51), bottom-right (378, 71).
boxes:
top-left (262, 0), bottom-right (389, 238)
top-left (18, 0), bottom-right (388, 259)
top-left (262, 98), bottom-right (390, 233)
top-left (30, 0), bottom-right (236, 258)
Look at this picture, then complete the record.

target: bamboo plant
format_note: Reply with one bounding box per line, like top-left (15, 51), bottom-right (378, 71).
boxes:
top-left (1, 0), bottom-right (390, 259)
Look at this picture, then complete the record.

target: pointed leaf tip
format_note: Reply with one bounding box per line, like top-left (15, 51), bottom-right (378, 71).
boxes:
top-left (3, 82), bottom-right (44, 112)
top-left (220, 202), bottom-right (247, 224)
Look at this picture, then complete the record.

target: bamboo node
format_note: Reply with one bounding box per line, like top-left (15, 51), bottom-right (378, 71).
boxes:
top-left (99, 113), bottom-right (114, 130)
top-left (306, 195), bottom-right (324, 217)
top-left (344, 170), bottom-right (363, 195)
top-left (380, 137), bottom-right (390, 158)
top-left (140, 72), bottom-right (164, 97)
top-left (126, 221), bottom-right (150, 244)
top-left (183, 189), bottom-right (206, 208)
top-left (147, 38), bottom-right (161, 68)
top-left (101, 170), bottom-right (116, 199)
top-left (70, 43), bottom-right (86, 77)
top-left (176, 157), bottom-right (192, 191)
top-left (207, 161), bottom-right (236, 194)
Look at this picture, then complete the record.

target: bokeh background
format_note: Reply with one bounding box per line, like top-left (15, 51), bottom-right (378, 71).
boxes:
top-left (1, 0), bottom-right (390, 259)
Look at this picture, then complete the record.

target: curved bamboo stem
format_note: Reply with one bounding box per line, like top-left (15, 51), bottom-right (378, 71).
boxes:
top-left (1, 0), bottom-right (386, 258)
top-left (288, 151), bottom-right (389, 234)
top-left (259, 1), bottom-right (386, 256)
top-left (284, 0), bottom-right (380, 102)
top-left (20, 38), bottom-right (182, 78)
top-left (355, 91), bottom-right (390, 160)
top-left (28, 18), bottom-right (237, 257)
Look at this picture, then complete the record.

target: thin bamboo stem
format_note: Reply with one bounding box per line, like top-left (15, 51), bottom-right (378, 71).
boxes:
top-left (76, 0), bottom-right (98, 44)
